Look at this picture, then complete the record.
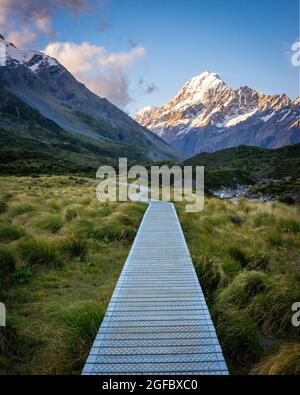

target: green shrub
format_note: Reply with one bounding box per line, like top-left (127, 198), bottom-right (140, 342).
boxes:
top-left (278, 195), bottom-right (295, 205)
top-left (65, 208), bottom-right (78, 222)
top-left (12, 266), bottom-right (32, 284)
top-left (0, 224), bottom-right (26, 242)
top-left (18, 239), bottom-right (64, 269)
top-left (37, 215), bottom-right (63, 233)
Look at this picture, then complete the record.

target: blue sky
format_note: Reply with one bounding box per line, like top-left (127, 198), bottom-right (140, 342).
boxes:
top-left (2, 0), bottom-right (299, 114)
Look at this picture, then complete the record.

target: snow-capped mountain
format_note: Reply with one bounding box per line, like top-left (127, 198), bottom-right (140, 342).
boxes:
top-left (0, 35), bottom-right (58, 70)
top-left (135, 71), bottom-right (300, 156)
top-left (0, 35), bottom-right (178, 162)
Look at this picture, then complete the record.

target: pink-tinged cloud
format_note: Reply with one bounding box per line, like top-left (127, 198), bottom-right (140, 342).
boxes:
top-left (7, 28), bottom-right (38, 48)
top-left (0, 0), bottom-right (106, 46)
top-left (43, 41), bottom-right (146, 108)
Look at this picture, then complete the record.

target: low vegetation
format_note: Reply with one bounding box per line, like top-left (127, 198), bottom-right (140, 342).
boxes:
top-left (0, 175), bottom-right (146, 374)
top-left (177, 198), bottom-right (300, 374)
top-left (184, 144), bottom-right (300, 202)
top-left (0, 175), bottom-right (299, 375)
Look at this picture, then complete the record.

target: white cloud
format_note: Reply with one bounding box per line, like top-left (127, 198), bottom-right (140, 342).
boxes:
top-left (44, 41), bottom-right (146, 108)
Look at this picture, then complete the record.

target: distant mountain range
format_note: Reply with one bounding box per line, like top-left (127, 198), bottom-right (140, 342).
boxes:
top-left (1, 34), bottom-right (299, 176)
top-left (135, 72), bottom-right (300, 157)
top-left (0, 35), bottom-right (178, 169)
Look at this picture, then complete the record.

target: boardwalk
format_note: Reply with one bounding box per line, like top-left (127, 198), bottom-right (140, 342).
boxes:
top-left (82, 201), bottom-right (228, 375)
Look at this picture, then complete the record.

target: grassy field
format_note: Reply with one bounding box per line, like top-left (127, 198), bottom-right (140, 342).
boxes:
top-left (0, 175), bottom-right (299, 375)
top-left (0, 175), bottom-right (146, 374)
top-left (177, 198), bottom-right (300, 375)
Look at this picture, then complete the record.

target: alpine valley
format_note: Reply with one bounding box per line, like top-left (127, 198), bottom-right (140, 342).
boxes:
top-left (0, 34), bottom-right (179, 174)
top-left (135, 71), bottom-right (300, 157)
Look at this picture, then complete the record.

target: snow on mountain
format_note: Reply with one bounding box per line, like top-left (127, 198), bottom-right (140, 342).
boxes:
top-left (0, 35), bottom-right (58, 70)
top-left (224, 109), bottom-right (258, 128)
top-left (169, 71), bottom-right (225, 111)
top-left (135, 72), bottom-right (300, 156)
top-left (135, 106), bottom-right (157, 117)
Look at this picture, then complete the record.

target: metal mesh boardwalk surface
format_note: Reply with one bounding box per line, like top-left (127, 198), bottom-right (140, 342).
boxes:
top-left (82, 201), bottom-right (228, 375)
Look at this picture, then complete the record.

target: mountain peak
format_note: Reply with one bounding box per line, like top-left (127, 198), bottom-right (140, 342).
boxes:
top-left (192, 71), bottom-right (221, 80)
top-left (134, 72), bottom-right (299, 156)
top-left (185, 71), bottom-right (223, 90)
top-left (135, 106), bottom-right (157, 117)
top-left (166, 71), bottom-right (227, 111)
top-left (0, 37), bottom-right (57, 69)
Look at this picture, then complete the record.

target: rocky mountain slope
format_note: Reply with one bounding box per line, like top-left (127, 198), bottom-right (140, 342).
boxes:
top-left (135, 72), bottom-right (300, 157)
top-left (0, 35), bottom-right (178, 163)
top-left (0, 85), bottom-right (160, 174)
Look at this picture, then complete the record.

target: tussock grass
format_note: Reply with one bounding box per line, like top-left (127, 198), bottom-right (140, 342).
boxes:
top-left (278, 218), bottom-right (300, 233)
top-left (215, 307), bottom-right (262, 368)
top-left (65, 208), bottom-right (78, 222)
top-left (177, 196), bottom-right (300, 375)
top-left (0, 312), bottom-right (41, 374)
top-left (254, 212), bottom-right (276, 227)
top-left (193, 255), bottom-right (221, 297)
top-left (0, 175), bottom-right (146, 375)
top-left (8, 203), bottom-right (34, 217)
top-left (18, 238), bottom-right (64, 269)
top-left (61, 235), bottom-right (88, 261)
top-left (0, 199), bottom-right (7, 214)
top-left (75, 219), bottom-right (94, 237)
top-left (1, 175), bottom-right (299, 375)
top-left (37, 215), bottom-right (63, 233)
top-left (0, 223), bottom-right (26, 242)
top-left (0, 245), bottom-right (16, 285)
top-left (93, 223), bottom-right (137, 243)
top-left (251, 343), bottom-right (300, 375)
top-left (226, 244), bottom-right (250, 268)
top-left (54, 302), bottom-right (104, 372)
top-left (216, 271), bottom-right (268, 309)
top-left (248, 278), bottom-right (300, 337)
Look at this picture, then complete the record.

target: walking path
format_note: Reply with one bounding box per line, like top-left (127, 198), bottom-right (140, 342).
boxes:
top-left (82, 201), bottom-right (228, 375)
